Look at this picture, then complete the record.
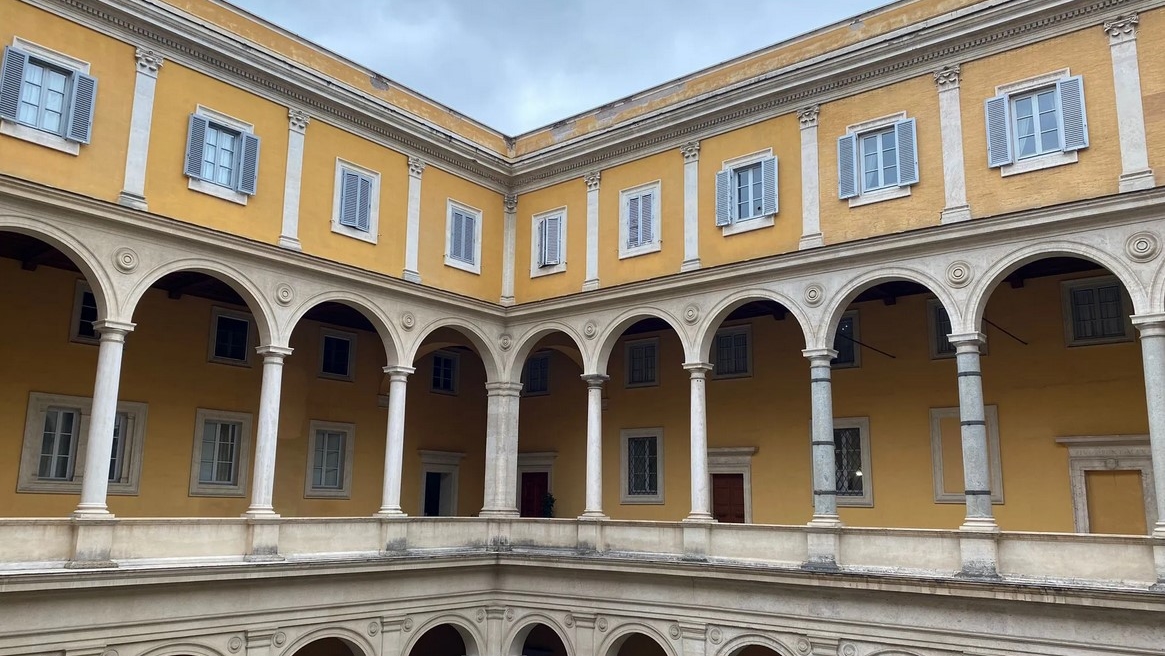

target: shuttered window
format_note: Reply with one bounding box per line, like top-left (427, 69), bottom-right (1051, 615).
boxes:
top-left (713, 327), bottom-right (750, 377)
top-left (932, 303), bottom-right (956, 358)
top-left (431, 352), bottom-right (459, 394)
top-left (838, 118), bottom-right (918, 199)
top-left (447, 205), bottom-right (479, 267)
top-left (626, 339), bottom-right (658, 387)
top-left (338, 169), bottom-right (374, 232)
top-left (0, 45), bottom-right (97, 144)
top-left (184, 112), bottom-right (261, 195)
top-left (625, 190), bottom-right (655, 249)
top-left (537, 213), bottom-right (563, 267)
top-left (524, 354), bottom-right (550, 395)
top-left (986, 75), bottom-right (1088, 168)
top-left (1064, 277), bottom-right (1130, 345)
top-left (715, 155), bottom-right (777, 226)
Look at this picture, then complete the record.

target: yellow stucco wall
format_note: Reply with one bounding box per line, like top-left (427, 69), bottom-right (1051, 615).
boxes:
top-left (417, 167), bottom-right (504, 300)
top-left (597, 151), bottom-right (684, 287)
top-left (1136, 8), bottom-right (1165, 184)
top-left (516, 348), bottom-right (588, 517)
top-left (514, 180), bottom-right (588, 302)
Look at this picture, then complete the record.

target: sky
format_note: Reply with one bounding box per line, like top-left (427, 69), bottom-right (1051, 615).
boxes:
top-left (228, 0), bottom-right (887, 135)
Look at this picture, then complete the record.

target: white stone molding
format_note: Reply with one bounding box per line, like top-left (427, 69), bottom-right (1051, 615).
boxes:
top-left (707, 447), bottom-right (757, 523)
top-left (798, 106), bottom-right (823, 250)
top-left (72, 319), bottom-right (135, 517)
top-left (1055, 435), bottom-right (1155, 533)
top-left (583, 172), bottom-right (601, 291)
top-left (934, 65), bottom-right (972, 224)
top-left (403, 157), bottom-right (426, 283)
top-left (680, 142), bottom-right (701, 272)
top-left (1104, 14), bottom-right (1156, 193)
top-left (117, 48), bottom-right (164, 211)
top-left (278, 109), bottom-right (310, 250)
top-left (502, 610), bottom-right (576, 656)
top-left (501, 194), bottom-right (518, 305)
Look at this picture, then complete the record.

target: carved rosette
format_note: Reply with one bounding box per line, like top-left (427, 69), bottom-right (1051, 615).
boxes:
top-left (274, 283), bottom-right (295, 306)
top-left (596, 617), bottom-right (608, 632)
top-left (583, 321), bottom-right (597, 339)
top-left (946, 260), bottom-right (973, 288)
top-left (500, 334), bottom-right (513, 351)
top-left (287, 108), bottom-right (310, 133)
top-left (227, 637), bottom-right (244, 653)
top-left (476, 608), bottom-right (486, 623)
top-left (408, 156), bottom-right (427, 178)
top-left (840, 643), bottom-right (857, 656)
top-left (795, 638), bottom-right (811, 655)
top-left (933, 65), bottom-right (961, 91)
top-left (505, 608), bottom-right (515, 622)
top-left (134, 47), bottom-right (164, 75)
top-left (680, 141), bottom-right (700, 162)
top-left (272, 632), bottom-right (286, 647)
top-left (798, 105), bottom-right (820, 129)
top-left (504, 194), bottom-right (518, 213)
top-left (1104, 14), bottom-right (1139, 45)
top-left (683, 304), bottom-right (700, 325)
top-left (668, 624), bottom-right (681, 640)
top-left (403, 618), bottom-right (414, 632)
top-left (804, 283), bottom-right (824, 307)
top-left (113, 247), bottom-right (139, 273)
top-left (401, 312), bottom-right (416, 331)
top-left (564, 613), bottom-right (574, 628)
top-left (1126, 231), bottom-right (1161, 262)
top-left (368, 621), bottom-right (381, 636)
top-left (101, 650), bottom-right (118, 656)
top-left (584, 171), bottom-right (601, 191)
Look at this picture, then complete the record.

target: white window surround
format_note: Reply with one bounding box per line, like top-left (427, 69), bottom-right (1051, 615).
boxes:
top-left (833, 417), bottom-right (873, 507)
top-left (930, 405), bottom-right (1004, 504)
top-left (189, 408), bottom-right (253, 497)
top-left (1060, 275), bottom-right (1134, 347)
top-left (304, 420), bottom-right (356, 499)
top-left (831, 310), bottom-right (861, 369)
top-left (187, 105), bottom-right (253, 205)
top-left (419, 449), bottom-right (464, 516)
top-left (846, 112), bottom-right (912, 208)
top-left (994, 69), bottom-right (1079, 177)
top-left (17, 392), bottom-right (147, 495)
top-left (330, 158), bottom-right (380, 244)
top-left (711, 324), bottom-right (752, 379)
top-left (719, 149), bottom-right (776, 236)
top-left (1, 38), bottom-right (92, 156)
top-left (618, 180), bottom-right (662, 259)
top-left (207, 306), bottom-right (253, 367)
top-left (620, 427), bottom-right (664, 504)
top-left (624, 337), bottom-right (660, 388)
top-left (1054, 435), bottom-right (1156, 534)
top-left (444, 199), bottom-right (483, 274)
top-left (708, 446), bottom-right (756, 523)
top-left (430, 350), bottom-right (460, 395)
top-left (318, 327), bottom-right (357, 381)
top-left (515, 451), bottom-right (557, 506)
top-left (70, 279), bottom-right (99, 345)
top-left (530, 207), bottom-right (568, 278)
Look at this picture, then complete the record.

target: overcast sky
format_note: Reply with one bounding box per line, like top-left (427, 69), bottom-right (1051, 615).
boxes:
top-left (229, 0), bottom-right (887, 135)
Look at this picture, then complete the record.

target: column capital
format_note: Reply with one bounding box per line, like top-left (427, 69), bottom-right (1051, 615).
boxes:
top-left (408, 156), bottom-right (427, 178)
top-left (933, 64), bottom-right (961, 91)
top-left (802, 347), bottom-right (837, 365)
top-left (947, 331), bottom-right (986, 348)
top-left (680, 141), bottom-right (700, 162)
top-left (584, 171), bottom-right (601, 191)
top-left (255, 345), bottom-right (294, 359)
top-left (1132, 313), bottom-right (1165, 335)
top-left (383, 365), bottom-right (416, 379)
top-left (134, 47), bottom-right (164, 77)
top-left (798, 105), bottom-right (820, 129)
top-left (93, 319), bottom-right (136, 339)
top-left (287, 108), bottom-right (310, 133)
top-left (581, 373), bottom-right (609, 388)
top-left (683, 362), bottom-right (714, 377)
top-left (1104, 13), bottom-right (1139, 45)
top-left (503, 193), bottom-right (518, 213)
top-left (485, 381), bottom-right (524, 396)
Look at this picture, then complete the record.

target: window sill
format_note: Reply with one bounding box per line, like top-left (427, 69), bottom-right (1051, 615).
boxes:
top-left (430, 388), bottom-right (459, 396)
top-left (721, 214), bottom-right (774, 237)
top-left (0, 120), bottom-right (79, 155)
top-left (318, 371), bottom-right (354, 382)
top-left (1001, 150), bottom-right (1077, 177)
top-left (444, 255), bottom-right (481, 275)
top-left (530, 261), bottom-right (567, 278)
top-left (620, 495), bottom-right (664, 505)
top-left (1067, 334), bottom-right (1134, 348)
top-left (17, 481), bottom-right (140, 495)
top-left (188, 484), bottom-right (246, 498)
top-left (304, 488), bottom-right (351, 500)
top-left (711, 371), bottom-right (752, 380)
top-left (331, 222), bottom-right (377, 244)
top-left (625, 381), bottom-right (659, 389)
top-left (209, 355), bottom-right (252, 368)
top-left (188, 177), bottom-right (249, 205)
top-left (618, 242), bottom-right (661, 260)
top-left (837, 496), bottom-right (874, 508)
top-left (848, 185), bottom-right (911, 208)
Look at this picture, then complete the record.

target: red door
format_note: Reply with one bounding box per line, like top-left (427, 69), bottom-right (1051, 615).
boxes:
top-left (712, 473), bottom-right (745, 523)
top-left (520, 472), bottom-right (549, 517)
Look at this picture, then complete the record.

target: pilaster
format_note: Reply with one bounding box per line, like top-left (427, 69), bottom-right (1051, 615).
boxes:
top-left (680, 141), bottom-right (701, 272)
top-left (583, 171), bottom-right (601, 291)
top-left (278, 108), bottom-right (310, 250)
top-left (118, 47), bottom-right (164, 211)
top-left (501, 194), bottom-right (518, 305)
top-left (934, 65), bottom-right (972, 224)
top-left (1104, 14), bottom-right (1156, 193)
top-left (403, 157), bottom-right (426, 283)
top-left (798, 106), bottom-right (824, 250)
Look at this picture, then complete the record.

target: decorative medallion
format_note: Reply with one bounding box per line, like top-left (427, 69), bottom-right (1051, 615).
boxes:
top-left (564, 613), bottom-right (575, 628)
top-left (804, 283), bottom-right (824, 308)
top-left (500, 333), bottom-right (513, 351)
top-left (113, 247), bottom-right (138, 273)
top-left (683, 304), bottom-right (700, 325)
top-left (368, 621), bottom-right (381, 636)
top-left (272, 632), bottom-right (286, 647)
top-left (505, 608), bottom-right (515, 622)
top-left (596, 617), bottom-right (608, 632)
top-left (945, 260), bottom-right (973, 288)
top-left (668, 624), bottom-right (681, 640)
top-left (401, 312), bottom-right (416, 330)
top-left (476, 608), bottom-right (487, 623)
top-left (583, 321), bottom-right (597, 339)
top-left (101, 650), bottom-right (118, 656)
top-left (403, 618), bottom-right (414, 632)
top-left (841, 643), bottom-right (857, 656)
top-left (795, 638), bottom-right (811, 655)
top-left (227, 637), bottom-right (243, 653)
top-left (1126, 231), bottom-right (1160, 262)
top-left (708, 628), bottom-right (722, 644)
top-left (274, 283), bottom-right (295, 306)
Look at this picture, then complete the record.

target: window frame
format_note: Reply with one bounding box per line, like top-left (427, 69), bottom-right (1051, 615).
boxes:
top-left (189, 408), bottom-right (253, 497)
top-left (523, 352), bottom-right (551, 396)
top-left (186, 105), bottom-right (254, 205)
top-left (0, 38), bottom-right (91, 155)
top-left (330, 158), bottom-right (381, 244)
top-left (718, 149), bottom-right (777, 236)
top-left (1060, 275), bottom-right (1134, 347)
top-left (927, 298), bottom-right (957, 360)
top-left (618, 180), bottom-right (662, 259)
top-left (430, 350), bottom-right (460, 395)
top-left (993, 69), bottom-right (1079, 177)
top-left (832, 417), bottom-right (873, 507)
top-left (530, 207), bottom-right (568, 278)
top-left (930, 405), bottom-right (1004, 504)
top-left (624, 337), bottom-right (660, 388)
top-left (444, 199), bottom-right (483, 274)
top-left (318, 327), bottom-right (357, 382)
top-left (620, 427), bottom-right (664, 504)
top-left (207, 306), bottom-right (254, 367)
top-left (419, 449), bottom-right (464, 516)
top-left (831, 310), bottom-right (861, 369)
top-left (711, 324), bottom-right (752, 379)
top-left (708, 446), bottom-right (757, 523)
top-left (70, 279), bottom-right (99, 345)
top-left (304, 420), bottom-right (356, 499)
top-left (17, 392), bottom-right (148, 495)
top-left (844, 112), bottom-right (912, 208)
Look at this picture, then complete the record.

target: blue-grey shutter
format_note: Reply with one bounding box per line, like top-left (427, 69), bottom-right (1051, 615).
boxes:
top-left (715, 169), bottom-right (731, 226)
top-left (985, 95), bottom-right (1012, 168)
top-left (837, 134), bottom-right (858, 199)
top-left (1057, 75), bottom-right (1088, 152)
top-left (338, 170), bottom-right (360, 227)
top-left (627, 195), bottom-right (640, 248)
top-left (895, 118), bottom-right (919, 186)
top-left (65, 71), bottom-right (97, 144)
top-left (640, 192), bottom-right (654, 245)
top-left (463, 212), bottom-right (476, 263)
top-left (0, 47), bottom-right (29, 122)
top-left (356, 174), bottom-right (372, 231)
top-left (450, 211), bottom-right (464, 260)
top-left (184, 114), bottom-right (209, 179)
top-left (536, 217), bottom-right (546, 267)
top-left (544, 214), bottom-right (561, 265)
top-left (237, 133), bottom-right (261, 195)
top-left (761, 155), bottom-right (778, 215)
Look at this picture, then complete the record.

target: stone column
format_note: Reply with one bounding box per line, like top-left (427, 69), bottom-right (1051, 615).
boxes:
top-left (501, 194), bottom-right (518, 305)
top-left (278, 109), bottom-right (310, 250)
top-left (683, 362), bottom-right (714, 521)
top-left (480, 381), bottom-right (523, 517)
top-left (244, 345), bottom-right (293, 518)
top-left (934, 65), bottom-right (972, 224)
top-left (798, 106), bottom-right (824, 249)
top-left (403, 157), bottom-right (425, 283)
top-left (73, 320), bottom-right (135, 517)
top-left (582, 171), bottom-right (601, 291)
top-left (1132, 314), bottom-right (1165, 538)
top-left (680, 141), bottom-right (701, 272)
top-left (1104, 14), bottom-right (1156, 193)
top-left (948, 332), bottom-right (996, 530)
top-left (803, 348), bottom-right (841, 525)
top-left (118, 48), bottom-right (162, 211)
top-left (377, 365), bottom-right (415, 516)
top-left (581, 374), bottom-right (609, 518)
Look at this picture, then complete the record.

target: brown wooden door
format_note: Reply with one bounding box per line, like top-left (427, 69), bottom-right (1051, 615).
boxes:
top-left (712, 473), bottom-right (745, 523)
top-left (520, 471), bottom-right (549, 517)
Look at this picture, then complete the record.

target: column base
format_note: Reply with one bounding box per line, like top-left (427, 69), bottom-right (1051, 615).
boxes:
top-left (959, 516), bottom-right (1000, 533)
top-left (72, 504), bottom-right (113, 519)
top-left (277, 235), bottom-right (302, 251)
top-left (116, 191), bottom-right (148, 211)
top-left (478, 508), bottom-right (520, 519)
top-left (805, 524), bottom-right (841, 569)
top-left (682, 511), bottom-right (715, 523)
top-left (807, 514), bottom-right (843, 528)
top-left (375, 508), bottom-right (408, 518)
top-left (578, 510), bottom-right (608, 520)
top-left (582, 279), bottom-right (599, 292)
top-left (242, 507), bottom-right (281, 519)
top-left (69, 517), bottom-right (117, 567)
top-left (680, 258), bottom-right (701, 273)
top-left (958, 529), bottom-right (1000, 578)
top-left (798, 233), bottom-right (824, 250)
top-left (940, 204), bottom-right (972, 224)
top-left (1119, 169), bottom-right (1156, 193)
top-left (402, 269), bottom-right (422, 284)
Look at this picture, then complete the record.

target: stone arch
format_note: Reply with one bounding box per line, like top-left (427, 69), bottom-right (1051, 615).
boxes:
top-left (503, 614), bottom-right (573, 656)
top-left (590, 307), bottom-right (688, 375)
top-left (712, 634), bottom-right (796, 656)
top-left (597, 623), bottom-right (678, 656)
top-left (408, 318), bottom-right (503, 382)
top-left (694, 288), bottom-right (813, 364)
top-left (506, 321), bottom-right (588, 383)
top-left (279, 626), bottom-right (375, 656)
top-left (968, 241), bottom-right (1149, 334)
top-left (817, 266), bottom-right (958, 349)
top-left (402, 616), bottom-right (483, 656)
top-left (134, 642), bottom-right (227, 656)
top-left (0, 213), bottom-right (118, 322)
top-left (283, 290), bottom-right (403, 367)
top-left (867, 650), bottom-right (927, 656)
top-left (126, 257), bottom-right (277, 346)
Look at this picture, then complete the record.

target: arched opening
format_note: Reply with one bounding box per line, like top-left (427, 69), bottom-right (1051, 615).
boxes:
top-left (290, 638), bottom-right (359, 656)
top-left (511, 623), bottom-right (569, 656)
top-left (734, 647), bottom-right (783, 656)
top-left (411, 623), bottom-right (473, 656)
top-left (609, 633), bottom-right (667, 656)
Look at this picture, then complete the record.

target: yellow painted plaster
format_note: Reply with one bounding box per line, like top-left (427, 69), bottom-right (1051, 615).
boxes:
top-left (1135, 8), bottom-right (1165, 184)
top-left (417, 167), bottom-right (504, 301)
top-left (513, 180), bottom-right (587, 302)
top-left (597, 150), bottom-right (684, 287)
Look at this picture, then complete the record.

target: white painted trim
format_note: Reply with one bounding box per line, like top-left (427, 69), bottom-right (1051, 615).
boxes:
top-left (419, 450), bottom-right (464, 516)
top-left (845, 112), bottom-right (907, 135)
top-left (708, 446), bottom-right (756, 523)
top-left (403, 160), bottom-right (424, 282)
top-left (121, 52), bottom-right (160, 210)
top-left (833, 416), bottom-right (873, 507)
top-left (937, 73), bottom-right (970, 223)
top-left (1055, 435), bottom-right (1156, 533)
top-left (194, 104), bottom-right (254, 132)
top-left (584, 180), bottom-right (600, 289)
top-left (330, 158), bottom-right (381, 244)
top-left (304, 420), bottom-right (357, 499)
top-left (0, 120), bottom-right (79, 155)
top-left (681, 146), bottom-right (700, 270)
top-left (1000, 150), bottom-right (1077, 177)
top-left (278, 114), bottom-right (308, 250)
top-left (501, 197), bottom-right (516, 303)
top-left (620, 427), bottom-right (664, 504)
top-left (710, 324), bottom-right (752, 379)
top-left (848, 184), bottom-right (911, 208)
top-left (930, 405), bottom-right (1003, 504)
top-left (188, 177), bottom-right (248, 205)
top-left (722, 215), bottom-right (775, 236)
top-left (189, 408), bottom-right (253, 497)
top-left (444, 199), bottom-right (483, 275)
top-left (69, 279), bottom-right (99, 345)
top-left (799, 119), bottom-right (822, 249)
top-left (618, 180), bottom-right (662, 259)
top-left (207, 307), bottom-right (254, 367)
top-left (11, 37), bottom-right (91, 73)
top-left (516, 451), bottom-right (557, 515)
top-left (623, 337), bottom-right (660, 388)
top-left (1060, 275), bottom-right (1135, 347)
top-left (1108, 36), bottom-right (1155, 191)
top-left (318, 327), bottom-right (357, 381)
top-left (529, 206), bottom-right (568, 278)
top-left (994, 68), bottom-right (1071, 96)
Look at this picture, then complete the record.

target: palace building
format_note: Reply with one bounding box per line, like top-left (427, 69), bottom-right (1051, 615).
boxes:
top-left (1, 0), bottom-right (1163, 654)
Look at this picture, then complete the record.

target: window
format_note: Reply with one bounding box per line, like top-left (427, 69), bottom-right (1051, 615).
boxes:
top-left (0, 40), bottom-right (96, 154)
top-left (708, 447), bottom-right (756, 524)
top-left (620, 428), bottom-right (663, 503)
top-left (208, 308), bottom-right (252, 366)
top-left (419, 450), bottom-right (464, 516)
top-left (619, 181), bottom-right (661, 258)
top-left (986, 70), bottom-right (1088, 176)
top-left (833, 417), bottom-right (873, 507)
top-left (190, 408), bottom-right (252, 496)
top-left (17, 392), bottom-right (147, 494)
top-left (431, 351), bottom-right (459, 394)
top-left (927, 299), bottom-right (957, 359)
top-left (838, 113), bottom-right (918, 206)
top-left (184, 106), bottom-right (260, 204)
top-left (531, 208), bottom-right (567, 277)
top-left (712, 325), bottom-right (751, 378)
top-left (715, 150), bottom-right (777, 235)
top-left (523, 353), bottom-right (550, 395)
top-left (319, 328), bottom-right (356, 381)
top-left (624, 338), bottom-right (659, 388)
top-left (831, 311), bottom-right (860, 368)
top-left (305, 421), bottom-right (355, 498)
top-left (445, 200), bottom-right (482, 274)
top-left (1062, 276), bottom-right (1132, 346)
top-left (332, 159), bottom-right (380, 243)
top-left (930, 405), bottom-right (1003, 504)
top-left (70, 280), bottom-right (98, 344)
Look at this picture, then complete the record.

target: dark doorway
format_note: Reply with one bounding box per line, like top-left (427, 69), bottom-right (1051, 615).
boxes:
top-left (712, 473), bottom-right (745, 523)
top-left (520, 471), bottom-right (550, 517)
